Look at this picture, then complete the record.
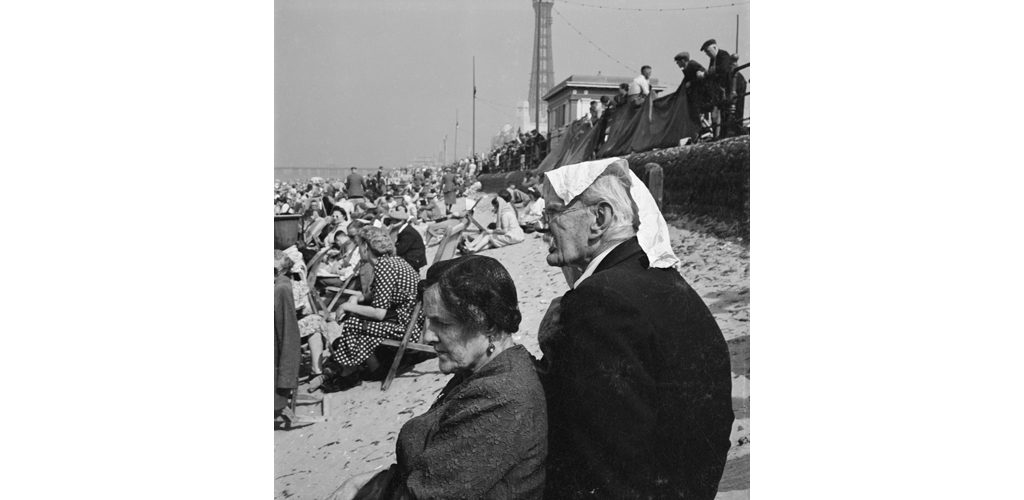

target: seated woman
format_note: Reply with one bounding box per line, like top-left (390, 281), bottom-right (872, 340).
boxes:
top-left (518, 189), bottom-right (545, 232)
top-left (461, 192), bottom-right (525, 253)
top-left (328, 226), bottom-right (421, 378)
top-left (318, 225), bottom-right (360, 286)
top-left (328, 255), bottom-right (547, 500)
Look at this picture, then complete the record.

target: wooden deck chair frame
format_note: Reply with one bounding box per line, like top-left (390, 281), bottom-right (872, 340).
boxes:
top-left (281, 247), bottom-right (332, 425)
top-left (304, 247), bottom-right (332, 317)
top-left (285, 388), bottom-right (329, 427)
top-left (462, 195), bottom-right (492, 234)
top-left (377, 222), bottom-right (467, 391)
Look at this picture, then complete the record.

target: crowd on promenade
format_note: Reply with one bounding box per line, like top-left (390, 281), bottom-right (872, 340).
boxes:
top-left (477, 129), bottom-right (549, 174)
top-left (433, 38), bottom-right (746, 185)
top-left (275, 156), bottom-right (736, 499)
top-left (591, 38), bottom-right (747, 145)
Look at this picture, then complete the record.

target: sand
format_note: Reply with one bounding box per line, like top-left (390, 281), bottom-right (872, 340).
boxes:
top-left (275, 199), bottom-right (750, 500)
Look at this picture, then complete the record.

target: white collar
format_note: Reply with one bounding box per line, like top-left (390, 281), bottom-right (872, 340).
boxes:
top-left (572, 240), bottom-right (626, 289)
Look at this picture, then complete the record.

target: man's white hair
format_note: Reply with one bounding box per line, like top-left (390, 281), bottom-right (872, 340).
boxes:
top-left (576, 162), bottom-right (638, 242)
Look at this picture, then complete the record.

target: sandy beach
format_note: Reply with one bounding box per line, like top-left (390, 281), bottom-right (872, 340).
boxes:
top-left (275, 198), bottom-right (750, 500)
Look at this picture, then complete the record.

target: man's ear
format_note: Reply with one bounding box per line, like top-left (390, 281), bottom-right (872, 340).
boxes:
top-left (591, 202), bottom-right (615, 236)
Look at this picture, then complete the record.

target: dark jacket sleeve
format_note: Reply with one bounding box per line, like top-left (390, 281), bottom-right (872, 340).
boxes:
top-left (684, 60), bottom-right (706, 84)
top-left (275, 283), bottom-right (302, 390)
top-left (708, 51), bottom-right (735, 88)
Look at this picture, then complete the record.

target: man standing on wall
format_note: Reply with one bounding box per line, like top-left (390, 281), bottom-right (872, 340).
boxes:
top-left (701, 39), bottom-right (738, 139)
top-left (628, 65), bottom-right (653, 106)
top-left (675, 51), bottom-right (712, 127)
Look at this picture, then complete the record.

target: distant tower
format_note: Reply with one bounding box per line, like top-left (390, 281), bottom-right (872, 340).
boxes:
top-left (528, 0), bottom-right (554, 133)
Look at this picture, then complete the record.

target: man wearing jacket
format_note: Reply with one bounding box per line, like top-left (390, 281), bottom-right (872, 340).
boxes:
top-left (387, 206), bottom-right (427, 272)
top-left (536, 159), bottom-right (733, 499)
top-left (701, 39), bottom-right (739, 138)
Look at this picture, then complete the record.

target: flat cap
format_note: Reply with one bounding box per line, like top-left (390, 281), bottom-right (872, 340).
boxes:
top-left (700, 39), bottom-right (717, 51)
top-left (674, 51), bottom-right (690, 61)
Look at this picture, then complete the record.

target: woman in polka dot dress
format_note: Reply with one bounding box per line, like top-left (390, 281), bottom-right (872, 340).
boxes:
top-left (332, 225), bottom-right (421, 373)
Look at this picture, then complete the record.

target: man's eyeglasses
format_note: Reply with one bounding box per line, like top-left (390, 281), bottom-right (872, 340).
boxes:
top-left (539, 204), bottom-right (591, 226)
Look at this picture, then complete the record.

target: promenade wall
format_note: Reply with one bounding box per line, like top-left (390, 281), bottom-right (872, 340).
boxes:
top-left (477, 135), bottom-right (750, 238)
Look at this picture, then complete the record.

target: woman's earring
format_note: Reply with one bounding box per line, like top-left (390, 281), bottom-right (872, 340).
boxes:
top-left (486, 342), bottom-right (495, 356)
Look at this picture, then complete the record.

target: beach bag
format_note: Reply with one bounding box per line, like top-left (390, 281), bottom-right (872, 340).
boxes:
top-left (319, 355), bottom-right (362, 394)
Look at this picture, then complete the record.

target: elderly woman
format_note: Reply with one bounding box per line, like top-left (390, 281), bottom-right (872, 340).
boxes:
top-left (462, 192), bottom-right (525, 253)
top-left (328, 255), bottom-right (547, 500)
top-left (328, 226), bottom-right (420, 378)
top-left (274, 250), bottom-right (301, 422)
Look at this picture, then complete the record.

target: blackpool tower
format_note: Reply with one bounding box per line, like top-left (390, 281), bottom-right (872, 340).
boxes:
top-left (528, 0), bottom-right (554, 133)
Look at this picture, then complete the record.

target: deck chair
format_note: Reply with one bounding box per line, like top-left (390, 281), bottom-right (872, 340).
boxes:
top-left (322, 275), bottom-right (356, 319)
top-left (278, 248), bottom-right (332, 425)
top-left (306, 248), bottom-right (359, 318)
top-left (303, 247), bottom-right (332, 316)
top-left (462, 196), bottom-right (492, 234)
top-left (295, 248), bottom-right (340, 393)
top-left (282, 387), bottom-right (329, 428)
top-left (378, 222), bottom-right (467, 391)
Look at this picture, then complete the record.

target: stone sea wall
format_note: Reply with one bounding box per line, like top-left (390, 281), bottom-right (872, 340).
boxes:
top-left (477, 135), bottom-right (750, 239)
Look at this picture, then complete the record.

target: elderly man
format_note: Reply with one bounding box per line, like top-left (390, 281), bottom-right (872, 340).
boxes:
top-left (701, 39), bottom-right (739, 138)
top-left (536, 158), bottom-right (733, 499)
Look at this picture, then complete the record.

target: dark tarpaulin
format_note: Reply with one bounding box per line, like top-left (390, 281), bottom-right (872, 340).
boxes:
top-left (535, 118), bottom-right (597, 173)
top-left (536, 83), bottom-right (700, 173)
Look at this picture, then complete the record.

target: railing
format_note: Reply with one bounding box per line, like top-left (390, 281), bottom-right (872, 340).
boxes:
top-left (729, 62), bottom-right (750, 131)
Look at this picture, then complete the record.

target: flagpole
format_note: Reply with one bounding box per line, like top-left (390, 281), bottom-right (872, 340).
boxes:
top-left (472, 56), bottom-right (476, 160)
top-left (534, 5), bottom-right (540, 132)
top-left (454, 108), bottom-right (458, 165)
top-left (735, 14), bottom-right (739, 57)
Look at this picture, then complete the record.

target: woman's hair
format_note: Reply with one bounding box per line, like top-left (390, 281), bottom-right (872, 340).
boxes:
top-left (497, 190), bottom-right (512, 203)
top-left (423, 255), bottom-right (521, 336)
top-left (358, 226), bottom-right (395, 257)
top-left (274, 249), bottom-right (294, 274)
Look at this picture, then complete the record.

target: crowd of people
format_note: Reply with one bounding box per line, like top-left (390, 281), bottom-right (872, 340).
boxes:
top-left (477, 129), bottom-right (549, 174)
top-left (553, 38), bottom-right (749, 165)
top-left (406, 40), bottom-right (746, 193)
top-left (275, 157), bottom-right (735, 499)
top-left (274, 165), bottom-right (482, 220)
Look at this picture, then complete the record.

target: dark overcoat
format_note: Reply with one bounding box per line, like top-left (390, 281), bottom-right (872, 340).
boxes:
top-left (539, 237), bottom-right (734, 500)
top-left (275, 274), bottom-right (302, 411)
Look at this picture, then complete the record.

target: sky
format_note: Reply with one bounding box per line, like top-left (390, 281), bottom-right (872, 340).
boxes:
top-left (275, 0), bottom-right (750, 169)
